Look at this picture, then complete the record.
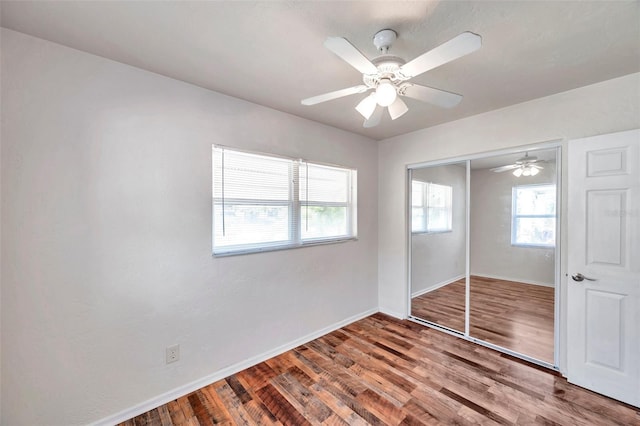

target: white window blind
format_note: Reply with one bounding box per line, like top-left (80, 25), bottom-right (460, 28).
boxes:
top-left (212, 146), bottom-right (356, 255)
top-left (300, 162), bottom-right (354, 241)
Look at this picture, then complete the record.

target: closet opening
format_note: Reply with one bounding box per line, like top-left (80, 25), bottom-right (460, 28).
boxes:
top-left (408, 143), bottom-right (561, 368)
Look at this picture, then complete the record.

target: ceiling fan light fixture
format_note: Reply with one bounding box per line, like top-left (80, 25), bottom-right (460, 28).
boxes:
top-left (375, 79), bottom-right (397, 107)
top-left (388, 97), bottom-right (409, 120)
top-left (355, 93), bottom-right (377, 119)
top-left (514, 164), bottom-right (539, 177)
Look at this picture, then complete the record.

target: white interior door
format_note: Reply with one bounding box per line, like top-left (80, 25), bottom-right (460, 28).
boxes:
top-left (567, 129), bottom-right (640, 407)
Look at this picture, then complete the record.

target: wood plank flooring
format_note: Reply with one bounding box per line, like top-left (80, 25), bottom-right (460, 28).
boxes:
top-left (411, 279), bottom-right (466, 332)
top-left (411, 276), bottom-right (555, 363)
top-left (119, 313), bottom-right (639, 425)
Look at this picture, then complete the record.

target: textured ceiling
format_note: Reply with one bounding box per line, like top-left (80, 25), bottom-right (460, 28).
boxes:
top-left (1, 1), bottom-right (639, 140)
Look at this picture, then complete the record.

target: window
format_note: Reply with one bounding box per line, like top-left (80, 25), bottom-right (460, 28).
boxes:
top-left (512, 184), bottom-right (556, 247)
top-left (212, 146), bottom-right (356, 255)
top-left (300, 163), bottom-right (354, 241)
top-left (412, 181), bottom-right (453, 233)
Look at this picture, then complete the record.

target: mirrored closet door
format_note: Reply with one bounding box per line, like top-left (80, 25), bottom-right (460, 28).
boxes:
top-left (410, 162), bottom-right (467, 334)
top-left (409, 145), bottom-right (559, 367)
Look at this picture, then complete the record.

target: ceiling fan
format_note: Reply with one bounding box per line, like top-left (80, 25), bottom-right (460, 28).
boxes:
top-left (301, 29), bottom-right (481, 128)
top-left (490, 153), bottom-right (545, 177)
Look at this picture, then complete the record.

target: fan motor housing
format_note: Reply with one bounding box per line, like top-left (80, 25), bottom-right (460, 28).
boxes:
top-left (363, 56), bottom-right (408, 88)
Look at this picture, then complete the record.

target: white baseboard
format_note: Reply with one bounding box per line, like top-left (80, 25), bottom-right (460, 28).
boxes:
top-left (471, 273), bottom-right (555, 287)
top-left (378, 307), bottom-right (406, 320)
top-left (92, 307), bottom-right (379, 426)
top-left (411, 274), bottom-right (465, 298)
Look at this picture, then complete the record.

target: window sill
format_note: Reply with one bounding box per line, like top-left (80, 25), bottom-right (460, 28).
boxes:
top-left (412, 230), bottom-right (453, 235)
top-left (213, 236), bottom-right (358, 257)
top-left (511, 243), bottom-right (555, 249)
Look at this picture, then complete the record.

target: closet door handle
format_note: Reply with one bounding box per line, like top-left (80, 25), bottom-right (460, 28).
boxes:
top-left (571, 273), bottom-right (596, 282)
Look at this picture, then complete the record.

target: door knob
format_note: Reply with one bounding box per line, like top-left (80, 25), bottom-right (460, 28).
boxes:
top-left (571, 273), bottom-right (597, 282)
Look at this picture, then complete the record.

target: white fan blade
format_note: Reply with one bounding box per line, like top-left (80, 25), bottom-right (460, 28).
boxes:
top-left (363, 106), bottom-right (383, 128)
top-left (388, 97), bottom-right (408, 120)
top-left (399, 32), bottom-right (481, 78)
top-left (301, 85), bottom-right (368, 106)
top-left (324, 37), bottom-right (378, 75)
top-left (355, 93), bottom-right (377, 119)
top-left (402, 84), bottom-right (462, 109)
top-left (490, 164), bottom-right (519, 173)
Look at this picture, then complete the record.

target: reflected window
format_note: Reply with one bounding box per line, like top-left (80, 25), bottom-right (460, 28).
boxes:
top-left (412, 181), bottom-right (453, 233)
top-left (511, 184), bottom-right (556, 247)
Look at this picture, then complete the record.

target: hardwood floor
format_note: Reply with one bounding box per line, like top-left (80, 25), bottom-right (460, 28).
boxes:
top-left (411, 276), bottom-right (555, 363)
top-left (120, 313), bottom-right (639, 425)
top-left (411, 279), bottom-right (466, 332)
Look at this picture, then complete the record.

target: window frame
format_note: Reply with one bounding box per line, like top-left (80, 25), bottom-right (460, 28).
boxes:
top-left (411, 180), bottom-right (453, 234)
top-left (212, 145), bottom-right (357, 256)
top-left (511, 183), bottom-right (556, 248)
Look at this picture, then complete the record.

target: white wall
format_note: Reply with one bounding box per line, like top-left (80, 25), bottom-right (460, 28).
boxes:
top-left (378, 72), bottom-right (640, 324)
top-left (0, 29), bottom-right (378, 425)
top-left (469, 162), bottom-right (556, 286)
top-left (411, 164), bottom-right (466, 295)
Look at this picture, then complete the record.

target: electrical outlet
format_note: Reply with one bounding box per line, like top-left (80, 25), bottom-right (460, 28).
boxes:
top-left (166, 344), bottom-right (180, 364)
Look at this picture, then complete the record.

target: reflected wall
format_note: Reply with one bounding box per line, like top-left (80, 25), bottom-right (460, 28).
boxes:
top-left (470, 153), bottom-right (556, 285)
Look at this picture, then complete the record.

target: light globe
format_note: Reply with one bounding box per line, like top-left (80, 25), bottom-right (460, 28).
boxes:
top-left (375, 79), bottom-right (397, 107)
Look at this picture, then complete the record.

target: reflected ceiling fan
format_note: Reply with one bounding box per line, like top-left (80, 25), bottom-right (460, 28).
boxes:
top-left (490, 153), bottom-right (545, 177)
top-left (301, 29), bottom-right (481, 128)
